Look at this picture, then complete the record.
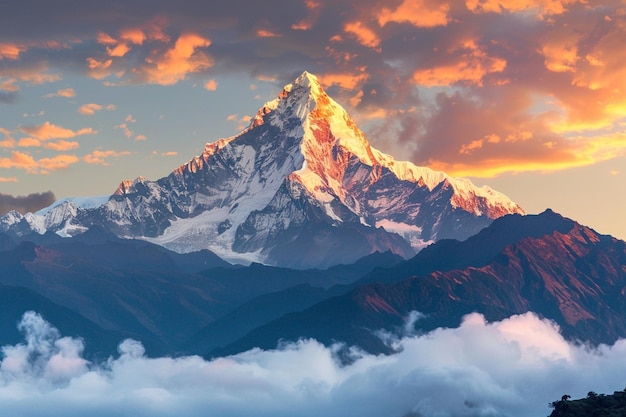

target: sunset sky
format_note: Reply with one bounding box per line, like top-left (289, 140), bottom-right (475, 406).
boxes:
top-left (1, 0), bottom-right (625, 239)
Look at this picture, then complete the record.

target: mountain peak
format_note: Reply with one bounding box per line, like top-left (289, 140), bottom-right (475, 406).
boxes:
top-left (292, 70), bottom-right (322, 91)
top-left (2, 70), bottom-right (525, 268)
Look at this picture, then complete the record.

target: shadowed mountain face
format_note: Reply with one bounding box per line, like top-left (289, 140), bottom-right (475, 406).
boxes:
top-left (210, 210), bottom-right (626, 357)
top-left (0, 283), bottom-right (125, 360)
top-left (0, 231), bottom-right (404, 357)
top-left (3, 209), bottom-right (626, 364)
top-left (0, 72), bottom-right (522, 269)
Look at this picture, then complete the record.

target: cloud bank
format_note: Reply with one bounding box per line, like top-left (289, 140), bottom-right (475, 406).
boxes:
top-left (2, 311), bottom-right (626, 417)
top-left (2, 1), bottom-right (626, 178)
top-left (0, 191), bottom-right (55, 215)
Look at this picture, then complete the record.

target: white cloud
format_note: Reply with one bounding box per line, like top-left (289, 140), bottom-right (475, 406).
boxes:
top-left (1, 311), bottom-right (626, 417)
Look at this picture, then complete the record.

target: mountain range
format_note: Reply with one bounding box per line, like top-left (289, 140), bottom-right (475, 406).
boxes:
top-left (1, 71), bottom-right (625, 369)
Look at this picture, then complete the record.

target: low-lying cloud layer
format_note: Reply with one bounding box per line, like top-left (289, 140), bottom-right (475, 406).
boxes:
top-left (2, 311), bottom-right (625, 417)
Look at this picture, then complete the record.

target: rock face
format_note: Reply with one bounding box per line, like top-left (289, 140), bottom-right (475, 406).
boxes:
top-left (0, 71), bottom-right (523, 268)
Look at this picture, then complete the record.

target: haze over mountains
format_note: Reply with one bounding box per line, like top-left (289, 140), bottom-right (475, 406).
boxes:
top-left (1, 72), bottom-right (626, 417)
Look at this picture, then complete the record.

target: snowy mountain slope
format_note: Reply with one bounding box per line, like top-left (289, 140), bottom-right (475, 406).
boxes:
top-left (0, 71), bottom-right (523, 268)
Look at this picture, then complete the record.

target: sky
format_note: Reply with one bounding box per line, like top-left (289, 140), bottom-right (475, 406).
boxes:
top-left (0, 0), bottom-right (625, 239)
top-left (3, 310), bottom-right (626, 417)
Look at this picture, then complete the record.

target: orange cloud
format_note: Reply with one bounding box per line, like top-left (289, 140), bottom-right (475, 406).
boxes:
top-left (0, 128), bottom-right (16, 148)
top-left (20, 122), bottom-right (96, 140)
top-left (161, 151), bottom-right (178, 156)
top-left (226, 114), bottom-right (252, 131)
top-left (83, 149), bottom-right (131, 166)
top-left (44, 140), bottom-right (80, 151)
top-left (78, 103), bottom-right (116, 115)
top-left (459, 139), bottom-right (485, 154)
top-left (0, 137), bottom-right (16, 148)
top-left (0, 151), bottom-right (78, 174)
top-left (378, 0), bottom-right (450, 27)
top-left (428, 131), bottom-right (626, 178)
top-left (0, 176), bottom-right (17, 183)
top-left (344, 22), bottom-right (381, 50)
top-left (256, 29), bottom-right (282, 38)
top-left (135, 134), bottom-right (147, 141)
top-left (44, 88), bottom-right (76, 98)
top-left (0, 43), bottom-right (26, 60)
top-left (0, 63), bottom-right (61, 91)
top-left (119, 28), bottom-right (146, 45)
top-left (319, 72), bottom-right (369, 90)
top-left (97, 32), bottom-right (117, 45)
top-left (541, 38), bottom-right (579, 73)
top-left (413, 40), bottom-right (506, 86)
top-left (204, 79), bottom-right (218, 91)
top-left (38, 154), bottom-right (80, 172)
top-left (115, 123), bottom-right (133, 138)
top-left (292, 0), bottom-right (321, 30)
top-left (142, 33), bottom-right (212, 85)
top-left (86, 57), bottom-right (113, 79)
top-left (107, 43), bottom-right (131, 58)
top-left (17, 138), bottom-right (41, 147)
top-left (466, 0), bottom-right (578, 17)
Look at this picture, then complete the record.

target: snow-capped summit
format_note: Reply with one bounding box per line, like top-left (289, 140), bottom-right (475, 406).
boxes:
top-left (0, 71), bottom-right (523, 268)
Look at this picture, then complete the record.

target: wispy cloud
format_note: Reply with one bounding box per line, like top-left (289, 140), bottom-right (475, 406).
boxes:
top-left (0, 151), bottom-right (79, 174)
top-left (19, 122), bottom-right (96, 140)
top-left (43, 88), bottom-right (76, 98)
top-left (83, 149), bottom-right (131, 165)
top-left (204, 79), bottom-right (217, 91)
top-left (77, 103), bottom-right (116, 115)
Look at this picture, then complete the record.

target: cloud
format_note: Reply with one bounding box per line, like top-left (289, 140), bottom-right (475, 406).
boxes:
top-left (17, 137), bottom-right (42, 147)
top-left (83, 149), bottom-right (131, 166)
top-left (43, 88), bottom-right (76, 98)
top-left (77, 103), bottom-right (116, 115)
top-left (204, 79), bottom-right (217, 91)
top-left (0, 128), bottom-right (16, 147)
top-left (226, 114), bottom-right (252, 131)
top-left (0, 151), bottom-right (79, 174)
top-left (256, 29), bottom-right (282, 38)
top-left (0, 63), bottom-right (61, 91)
top-left (3, 311), bottom-right (626, 417)
top-left (0, 42), bottom-right (26, 60)
top-left (377, 0), bottom-right (450, 28)
top-left (0, 191), bottom-right (56, 215)
top-left (412, 40), bottom-right (507, 87)
top-left (115, 115), bottom-right (142, 139)
top-left (139, 32), bottom-right (212, 85)
top-left (393, 87), bottom-right (626, 177)
top-left (343, 21), bottom-right (381, 50)
top-left (19, 122), bottom-right (96, 140)
top-left (0, 0), bottom-right (625, 177)
top-left (44, 140), bottom-right (80, 151)
top-left (465, 0), bottom-right (579, 18)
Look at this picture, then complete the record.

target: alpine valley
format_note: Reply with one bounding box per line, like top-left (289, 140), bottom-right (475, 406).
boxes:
top-left (1, 72), bottom-right (626, 375)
